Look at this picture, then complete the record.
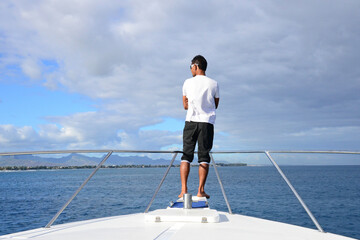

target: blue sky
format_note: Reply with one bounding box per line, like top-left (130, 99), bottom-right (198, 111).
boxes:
top-left (0, 0), bottom-right (360, 164)
top-left (0, 83), bottom-right (96, 127)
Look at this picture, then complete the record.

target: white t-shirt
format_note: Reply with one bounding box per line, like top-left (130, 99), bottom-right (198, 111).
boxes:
top-left (182, 75), bottom-right (219, 125)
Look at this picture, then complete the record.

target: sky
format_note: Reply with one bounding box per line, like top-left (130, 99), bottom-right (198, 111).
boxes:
top-left (0, 0), bottom-right (360, 164)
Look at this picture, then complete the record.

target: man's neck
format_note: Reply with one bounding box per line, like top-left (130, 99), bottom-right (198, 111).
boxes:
top-left (194, 70), bottom-right (206, 76)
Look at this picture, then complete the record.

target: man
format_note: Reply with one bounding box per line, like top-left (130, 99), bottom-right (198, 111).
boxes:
top-left (179, 55), bottom-right (220, 199)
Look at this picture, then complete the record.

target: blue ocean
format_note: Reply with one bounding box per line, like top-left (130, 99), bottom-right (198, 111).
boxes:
top-left (0, 165), bottom-right (359, 239)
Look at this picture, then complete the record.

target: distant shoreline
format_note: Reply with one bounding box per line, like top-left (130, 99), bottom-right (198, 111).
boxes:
top-left (0, 163), bottom-right (247, 171)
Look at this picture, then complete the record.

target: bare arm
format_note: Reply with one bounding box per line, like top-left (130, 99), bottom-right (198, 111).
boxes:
top-left (215, 98), bottom-right (219, 109)
top-left (183, 96), bottom-right (188, 110)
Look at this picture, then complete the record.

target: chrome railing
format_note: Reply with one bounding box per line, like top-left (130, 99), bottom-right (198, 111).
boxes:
top-left (1, 149), bottom-right (359, 233)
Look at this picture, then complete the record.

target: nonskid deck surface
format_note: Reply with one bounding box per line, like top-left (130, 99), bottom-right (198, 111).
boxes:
top-left (0, 210), bottom-right (356, 240)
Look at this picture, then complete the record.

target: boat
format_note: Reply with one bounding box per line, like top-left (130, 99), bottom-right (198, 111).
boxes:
top-left (0, 150), bottom-right (358, 240)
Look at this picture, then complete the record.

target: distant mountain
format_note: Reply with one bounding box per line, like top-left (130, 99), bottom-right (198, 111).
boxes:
top-left (0, 153), bottom-right (179, 167)
top-left (105, 154), bottom-right (175, 166)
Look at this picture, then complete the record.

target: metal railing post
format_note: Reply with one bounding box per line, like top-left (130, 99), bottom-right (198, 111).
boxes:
top-left (264, 151), bottom-right (324, 233)
top-left (144, 152), bottom-right (179, 213)
top-left (45, 151), bottom-right (113, 228)
top-left (210, 153), bottom-right (232, 214)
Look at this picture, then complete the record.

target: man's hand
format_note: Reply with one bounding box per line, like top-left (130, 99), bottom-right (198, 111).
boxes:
top-left (215, 98), bottom-right (219, 109)
top-left (183, 96), bottom-right (188, 110)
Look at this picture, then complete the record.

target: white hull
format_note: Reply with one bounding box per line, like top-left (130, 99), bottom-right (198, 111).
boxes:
top-left (0, 210), bottom-right (356, 240)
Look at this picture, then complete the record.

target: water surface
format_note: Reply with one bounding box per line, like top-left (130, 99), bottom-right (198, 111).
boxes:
top-left (0, 165), bottom-right (359, 239)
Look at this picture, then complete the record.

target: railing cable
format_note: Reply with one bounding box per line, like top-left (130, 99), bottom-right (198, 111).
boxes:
top-left (210, 153), bottom-right (232, 214)
top-left (144, 152), bottom-right (179, 213)
top-left (45, 151), bottom-right (113, 228)
top-left (1, 149), bottom-right (358, 232)
top-left (264, 151), bottom-right (324, 233)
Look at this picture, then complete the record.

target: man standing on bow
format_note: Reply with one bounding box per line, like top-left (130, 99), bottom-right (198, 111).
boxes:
top-left (179, 55), bottom-right (220, 199)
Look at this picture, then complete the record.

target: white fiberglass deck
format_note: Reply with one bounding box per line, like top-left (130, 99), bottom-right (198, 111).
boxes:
top-left (0, 209), bottom-right (355, 240)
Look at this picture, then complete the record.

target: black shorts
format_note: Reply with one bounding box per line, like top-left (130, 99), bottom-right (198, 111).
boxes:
top-left (181, 121), bottom-right (214, 164)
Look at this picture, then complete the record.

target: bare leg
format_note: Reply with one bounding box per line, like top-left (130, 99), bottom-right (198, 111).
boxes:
top-left (178, 161), bottom-right (190, 198)
top-left (197, 163), bottom-right (210, 198)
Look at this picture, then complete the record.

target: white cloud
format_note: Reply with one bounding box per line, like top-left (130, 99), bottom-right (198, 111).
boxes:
top-left (20, 58), bottom-right (42, 80)
top-left (0, 122), bottom-right (183, 152)
top-left (288, 126), bottom-right (360, 139)
top-left (0, 0), bottom-right (360, 153)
